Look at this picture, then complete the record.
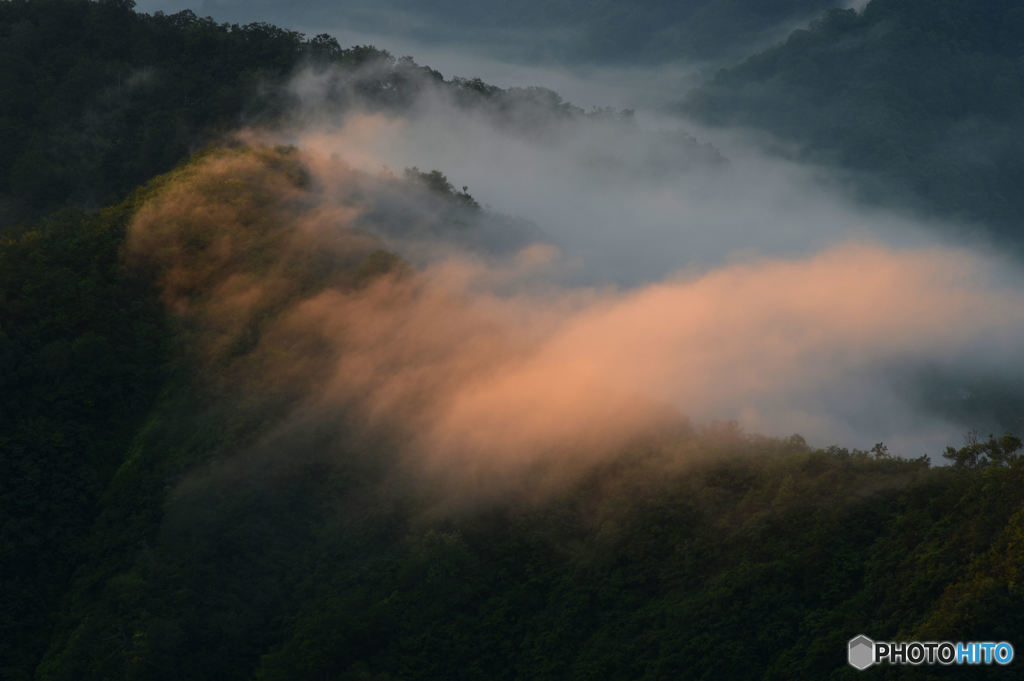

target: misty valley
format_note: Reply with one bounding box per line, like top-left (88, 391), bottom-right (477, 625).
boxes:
top-left (3, 1), bottom-right (1024, 679)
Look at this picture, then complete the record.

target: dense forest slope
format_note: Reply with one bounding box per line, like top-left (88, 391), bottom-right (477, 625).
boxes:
top-left (4, 2), bottom-right (1024, 680)
top-left (0, 0), bottom-right (317, 226)
top-left (686, 0), bottom-right (1024, 240)
top-left (0, 200), bottom-right (167, 680)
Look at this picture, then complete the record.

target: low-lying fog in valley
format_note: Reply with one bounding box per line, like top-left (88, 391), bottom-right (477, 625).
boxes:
top-left (133, 0), bottom-right (1024, 461)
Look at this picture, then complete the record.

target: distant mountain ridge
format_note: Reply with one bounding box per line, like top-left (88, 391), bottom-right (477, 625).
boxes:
top-left (685, 0), bottom-right (1024, 242)
top-left (147, 0), bottom-right (844, 64)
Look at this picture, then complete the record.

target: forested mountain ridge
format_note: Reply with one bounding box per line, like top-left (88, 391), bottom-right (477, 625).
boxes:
top-left (1, 0), bottom-right (316, 226)
top-left (685, 0), bottom-right (1024, 241)
top-left (4, 1), bottom-right (1024, 680)
top-left (2, 143), bottom-right (1022, 681)
top-left (0, 0), bottom-right (613, 232)
top-left (153, 0), bottom-right (844, 65)
top-left (7, 0), bottom-right (1023, 240)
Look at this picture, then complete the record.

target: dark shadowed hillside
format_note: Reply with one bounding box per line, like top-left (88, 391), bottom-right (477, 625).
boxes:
top-left (686, 0), bottom-right (1024, 242)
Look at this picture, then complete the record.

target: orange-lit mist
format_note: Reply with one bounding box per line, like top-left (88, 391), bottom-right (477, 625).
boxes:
top-left (126, 145), bottom-right (1024, 493)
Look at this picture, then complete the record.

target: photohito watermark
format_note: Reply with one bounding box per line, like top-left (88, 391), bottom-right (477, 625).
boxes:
top-left (848, 635), bottom-right (1014, 670)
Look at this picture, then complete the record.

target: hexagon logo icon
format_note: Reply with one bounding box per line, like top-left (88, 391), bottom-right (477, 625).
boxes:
top-left (848, 635), bottom-right (875, 670)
